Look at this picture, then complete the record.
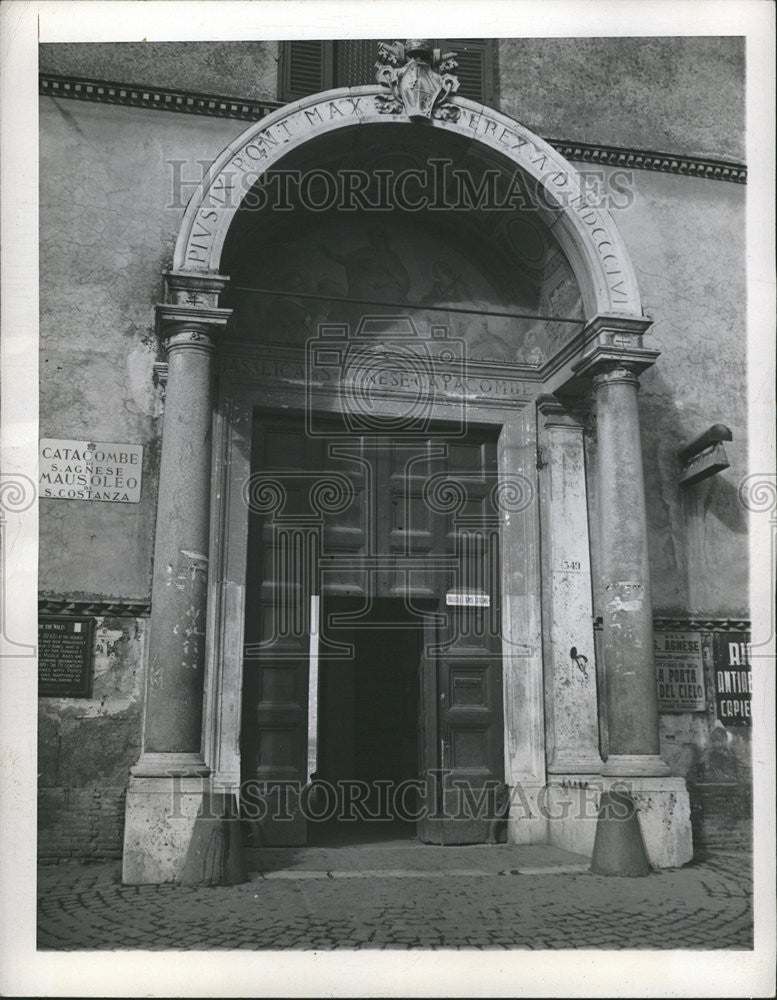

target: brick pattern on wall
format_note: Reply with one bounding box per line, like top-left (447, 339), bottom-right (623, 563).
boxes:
top-left (38, 786), bottom-right (127, 860)
top-left (688, 782), bottom-right (752, 850)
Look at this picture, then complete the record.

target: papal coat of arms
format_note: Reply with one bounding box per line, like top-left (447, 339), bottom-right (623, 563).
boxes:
top-left (375, 39), bottom-right (460, 122)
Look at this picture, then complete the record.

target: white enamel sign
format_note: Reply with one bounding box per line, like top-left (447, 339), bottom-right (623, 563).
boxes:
top-left (39, 439), bottom-right (143, 503)
top-left (446, 591), bottom-right (491, 607)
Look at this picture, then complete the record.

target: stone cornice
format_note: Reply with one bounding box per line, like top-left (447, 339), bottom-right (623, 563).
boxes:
top-left (547, 137), bottom-right (747, 184)
top-left (594, 615), bottom-right (751, 632)
top-left (40, 72), bottom-right (281, 123)
top-left (39, 72), bottom-right (747, 185)
top-left (39, 597), bottom-right (151, 617)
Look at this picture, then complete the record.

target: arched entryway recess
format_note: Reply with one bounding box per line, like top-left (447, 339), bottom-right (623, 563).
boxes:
top-left (122, 86), bottom-right (692, 884)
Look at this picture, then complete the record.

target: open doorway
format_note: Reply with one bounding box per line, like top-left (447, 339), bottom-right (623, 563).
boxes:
top-left (312, 597), bottom-right (423, 845)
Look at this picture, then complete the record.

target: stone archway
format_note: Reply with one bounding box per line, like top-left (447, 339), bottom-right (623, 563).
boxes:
top-left (122, 87), bottom-right (693, 885)
top-left (173, 85), bottom-right (643, 323)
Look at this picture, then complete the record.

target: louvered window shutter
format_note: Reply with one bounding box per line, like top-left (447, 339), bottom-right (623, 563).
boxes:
top-left (280, 41), bottom-right (334, 101)
top-left (440, 38), bottom-right (495, 105)
top-left (279, 39), bottom-right (496, 105)
top-left (333, 40), bottom-right (380, 88)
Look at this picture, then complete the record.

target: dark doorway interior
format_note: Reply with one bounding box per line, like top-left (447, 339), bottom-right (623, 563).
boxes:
top-left (312, 597), bottom-right (422, 844)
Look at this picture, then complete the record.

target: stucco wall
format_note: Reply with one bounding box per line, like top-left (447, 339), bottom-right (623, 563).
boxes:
top-left (39, 40), bottom-right (281, 103)
top-left (37, 42), bottom-right (750, 859)
top-left (39, 97), bottom-right (246, 600)
top-left (498, 36), bottom-right (745, 161)
top-left (38, 616), bottom-right (146, 859)
top-left (40, 36), bottom-right (745, 161)
top-left (604, 166), bottom-right (746, 617)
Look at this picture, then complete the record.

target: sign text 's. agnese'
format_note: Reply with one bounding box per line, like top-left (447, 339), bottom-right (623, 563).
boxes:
top-left (39, 439), bottom-right (143, 503)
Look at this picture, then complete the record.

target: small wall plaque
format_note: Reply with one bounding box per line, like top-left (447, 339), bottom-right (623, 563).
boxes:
top-left (678, 424), bottom-right (732, 486)
top-left (38, 616), bottom-right (95, 697)
top-left (39, 438), bottom-right (143, 503)
top-left (446, 591), bottom-right (490, 607)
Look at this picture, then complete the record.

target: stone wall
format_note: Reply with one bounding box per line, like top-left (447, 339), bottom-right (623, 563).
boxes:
top-left (39, 40), bottom-right (281, 103)
top-left (39, 36), bottom-right (745, 161)
top-left (38, 616), bottom-right (147, 859)
top-left (497, 36), bottom-right (744, 161)
top-left (37, 38), bottom-right (750, 860)
top-left (579, 164), bottom-right (747, 618)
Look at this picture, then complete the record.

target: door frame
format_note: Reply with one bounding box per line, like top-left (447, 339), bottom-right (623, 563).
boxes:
top-left (201, 367), bottom-right (548, 842)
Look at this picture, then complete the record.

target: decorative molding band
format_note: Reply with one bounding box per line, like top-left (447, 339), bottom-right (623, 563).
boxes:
top-left (40, 73), bottom-right (281, 123)
top-left (595, 615), bottom-right (750, 632)
top-left (39, 598), bottom-right (151, 618)
top-left (548, 138), bottom-right (746, 184)
top-left (653, 616), bottom-right (751, 633)
top-left (40, 73), bottom-right (747, 185)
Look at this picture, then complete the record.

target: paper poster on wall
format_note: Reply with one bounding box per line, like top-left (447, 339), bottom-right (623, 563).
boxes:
top-left (654, 630), bottom-right (706, 712)
top-left (712, 631), bottom-right (752, 726)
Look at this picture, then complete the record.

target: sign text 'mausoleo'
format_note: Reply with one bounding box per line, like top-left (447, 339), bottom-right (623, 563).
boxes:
top-left (39, 438), bottom-right (143, 504)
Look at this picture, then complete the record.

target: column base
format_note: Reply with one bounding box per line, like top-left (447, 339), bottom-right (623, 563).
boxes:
top-left (602, 754), bottom-right (671, 777)
top-left (544, 774), bottom-right (693, 869)
top-left (122, 773), bottom-right (209, 884)
top-left (506, 783), bottom-right (548, 845)
top-left (130, 751), bottom-right (210, 777)
top-left (547, 752), bottom-right (605, 775)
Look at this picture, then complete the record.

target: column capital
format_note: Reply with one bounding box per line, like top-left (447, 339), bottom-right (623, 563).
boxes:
top-left (164, 269), bottom-right (230, 308)
top-left (155, 302), bottom-right (232, 354)
top-left (572, 345), bottom-right (660, 386)
top-left (582, 313), bottom-right (654, 346)
top-left (536, 394), bottom-right (584, 429)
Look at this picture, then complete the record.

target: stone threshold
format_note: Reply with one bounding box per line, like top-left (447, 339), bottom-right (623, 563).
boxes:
top-left (254, 864), bottom-right (591, 880)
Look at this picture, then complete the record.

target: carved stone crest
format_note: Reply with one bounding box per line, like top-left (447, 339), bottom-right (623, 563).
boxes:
top-left (375, 39), bottom-right (460, 122)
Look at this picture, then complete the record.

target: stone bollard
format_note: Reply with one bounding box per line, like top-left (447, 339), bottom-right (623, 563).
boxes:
top-left (590, 790), bottom-right (652, 877)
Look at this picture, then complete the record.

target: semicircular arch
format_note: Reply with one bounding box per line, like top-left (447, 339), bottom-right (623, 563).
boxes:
top-left (173, 85), bottom-right (643, 321)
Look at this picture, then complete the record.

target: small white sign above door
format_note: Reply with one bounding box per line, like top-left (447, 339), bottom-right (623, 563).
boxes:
top-left (446, 591), bottom-right (491, 607)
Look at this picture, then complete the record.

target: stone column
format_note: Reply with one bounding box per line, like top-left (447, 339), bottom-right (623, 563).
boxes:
top-left (587, 359), bottom-right (669, 777)
top-left (537, 397), bottom-right (603, 775)
top-left (123, 273), bottom-right (231, 884)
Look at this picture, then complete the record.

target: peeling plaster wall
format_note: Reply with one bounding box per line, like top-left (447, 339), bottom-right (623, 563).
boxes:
top-left (603, 167), bottom-right (747, 618)
top-left (39, 41), bottom-right (281, 103)
top-left (38, 617), bottom-right (146, 859)
top-left (578, 164), bottom-right (749, 842)
top-left (39, 98), bottom-right (245, 599)
top-left (38, 39), bottom-right (749, 858)
top-left (498, 36), bottom-right (745, 162)
top-left (38, 99), bottom-right (246, 856)
top-left (39, 37), bottom-right (745, 162)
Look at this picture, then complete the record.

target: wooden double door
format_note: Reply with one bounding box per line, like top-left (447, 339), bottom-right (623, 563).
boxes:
top-left (241, 414), bottom-right (505, 844)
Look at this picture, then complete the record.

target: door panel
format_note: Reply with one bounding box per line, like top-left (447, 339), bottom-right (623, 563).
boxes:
top-left (242, 420), bottom-right (321, 845)
top-left (243, 416), bottom-right (504, 845)
top-left (418, 433), bottom-right (504, 843)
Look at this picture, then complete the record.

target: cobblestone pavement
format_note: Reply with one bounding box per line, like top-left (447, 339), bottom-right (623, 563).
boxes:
top-left (37, 847), bottom-right (752, 951)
